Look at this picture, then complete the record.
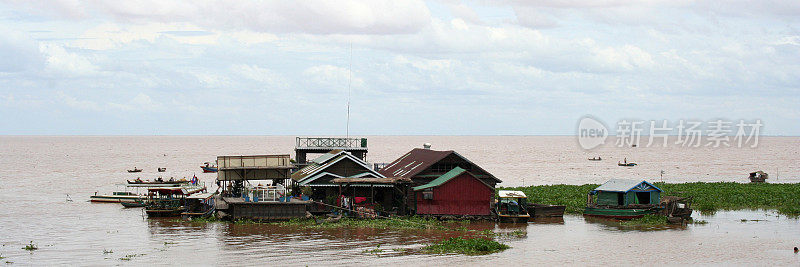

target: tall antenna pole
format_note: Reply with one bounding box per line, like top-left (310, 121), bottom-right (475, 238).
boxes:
top-left (346, 43), bottom-right (353, 138)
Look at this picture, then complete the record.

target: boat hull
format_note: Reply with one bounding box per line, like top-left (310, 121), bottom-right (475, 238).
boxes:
top-left (497, 214), bottom-right (530, 223)
top-left (121, 201), bottom-right (146, 208)
top-left (201, 166), bottom-right (218, 173)
top-left (146, 208), bottom-right (184, 217)
top-left (90, 195), bottom-right (144, 203)
top-left (529, 204), bottom-right (566, 217)
top-left (583, 207), bottom-right (661, 219)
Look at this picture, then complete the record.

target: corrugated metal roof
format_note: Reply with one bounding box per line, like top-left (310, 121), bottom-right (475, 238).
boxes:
top-left (311, 150), bottom-right (343, 164)
top-left (292, 151), bottom-right (384, 183)
top-left (412, 167), bottom-right (467, 191)
top-left (593, 179), bottom-right (662, 193)
top-left (379, 148), bottom-right (451, 178)
top-left (378, 148), bottom-right (501, 183)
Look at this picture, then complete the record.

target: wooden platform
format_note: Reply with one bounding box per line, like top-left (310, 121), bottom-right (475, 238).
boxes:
top-left (222, 198), bottom-right (310, 220)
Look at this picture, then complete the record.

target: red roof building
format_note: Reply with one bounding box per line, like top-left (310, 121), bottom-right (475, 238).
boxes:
top-left (378, 148), bottom-right (501, 188)
top-left (413, 167), bottom-right (493, 216)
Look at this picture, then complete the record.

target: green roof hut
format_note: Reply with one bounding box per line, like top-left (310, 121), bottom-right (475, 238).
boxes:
top-left (584, 179), bottom-right (663, 219)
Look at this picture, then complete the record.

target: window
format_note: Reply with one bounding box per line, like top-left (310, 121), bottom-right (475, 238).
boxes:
top-left (422, 189), bottom-right (433, 200)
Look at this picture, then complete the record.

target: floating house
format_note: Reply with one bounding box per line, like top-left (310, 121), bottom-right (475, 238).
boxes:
top-left (293, 150), bottom-right (411, 215)
top-left (412, 167), bottom-right (494, 216)
top-left (584, 179), bottom-right (663, 219)
top-left (589, 179), bottom-right (662, 206)
top-left (215, 154), bottom-right (308, 220)
top-left (378, 147), bottom-right (502, 188)
top-left (379, 147), bottom-right (501, 216)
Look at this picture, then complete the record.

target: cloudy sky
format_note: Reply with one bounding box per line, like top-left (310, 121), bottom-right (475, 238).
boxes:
top-left (0, 1), bottom-right (798, 135)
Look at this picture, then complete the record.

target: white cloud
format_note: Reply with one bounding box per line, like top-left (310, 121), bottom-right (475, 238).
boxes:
top-left (11, 0), bottom-right (432, 35)
top-left (0, 28), bottom-right (45, 73)
top-left (40, 43), bottom-right (98, 75)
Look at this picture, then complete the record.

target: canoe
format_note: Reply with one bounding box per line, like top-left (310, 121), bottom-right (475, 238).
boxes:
top-left (529, 204), bottom-right (566, 217)
top-left (127, 169), bottom-right (143, 173)
top-left (583, 206), bottom-right (662, 219)
top-left (121, 201), bottom-right (146, 208)
top-left (617, 163), bottom-right (637, 167)
top-left (201, 166), bottom-right (218, 173)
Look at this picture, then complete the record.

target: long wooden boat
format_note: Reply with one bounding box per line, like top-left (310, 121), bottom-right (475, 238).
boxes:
top-left (127, 180), bottom-right (188, 186)
top-left (90, 192), bottom-right (144, 203)
top-left (121, 200), bottom-right (146, 208)
top-left (617, 162), bottom-right (637, 167)
top-left (529, 204), bottom-right (566, 217)
top-left (201, 166), bottom-right (218, 173)
top-left (127, 168), bottom-right (143, 173)
top-left (583, 206), bottom-right (662, 219)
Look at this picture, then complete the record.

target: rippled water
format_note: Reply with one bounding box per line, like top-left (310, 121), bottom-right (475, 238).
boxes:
top-left (0, 136), bottom-right (798, 265)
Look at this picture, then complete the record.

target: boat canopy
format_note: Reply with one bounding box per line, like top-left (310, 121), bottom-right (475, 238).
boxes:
top-left (186, 192), bottom-right (215, 199)
top-left (591, 179), bottom-right (662, 194)
top-left (498, 190), bottom-right (527, 198)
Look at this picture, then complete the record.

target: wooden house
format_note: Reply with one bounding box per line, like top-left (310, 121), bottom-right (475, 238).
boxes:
top-left (412, 167), bottom-right (493, 216)
top-left (590, 179), bottom-right (662, 206)
top-left (292, 150), bottom-right (409, 215)
top-left (378, 148), bottom-right (502, 188)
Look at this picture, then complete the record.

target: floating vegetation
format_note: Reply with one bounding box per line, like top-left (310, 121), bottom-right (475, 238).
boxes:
top-left (362, 244), bottom-right (383, 254)
top-left (22, 241), bottom-right (37, 251)
top-left (119, 253), bottom-right (144, 261)
top-left (502, 182), bottom-right (800, 216)
top-left (620, 215), bottom-right (669, 226)
top-left (422, 237), bottom-right (509, 255)
top-left (691, 219), bottom-right (708, 225)
top-left (103, 249), bottom-right (113, 254)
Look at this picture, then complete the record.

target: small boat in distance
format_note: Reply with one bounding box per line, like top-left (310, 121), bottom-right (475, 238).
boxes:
top-left (158, 167), bottom-right (166, 172)
top-left (127, 167), bottom-right (142, 173)
top-left (617, 157), bottom-right (636, 166)
top-left (201, 162), bottom-right (218, 173)
top-left (495, 190), bottom-right (531, 223)
top-left (588, 157), bottom-right (602, 161)
top-left (748, 171), bottom-right (768, 183)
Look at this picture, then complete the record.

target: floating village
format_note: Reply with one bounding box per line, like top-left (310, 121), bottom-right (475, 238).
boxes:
top-left (90, 137), bottom-right (697, 224)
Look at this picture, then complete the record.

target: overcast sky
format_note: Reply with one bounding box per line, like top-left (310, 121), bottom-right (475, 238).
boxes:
top-left (0, 1), bottom-right (798, 135)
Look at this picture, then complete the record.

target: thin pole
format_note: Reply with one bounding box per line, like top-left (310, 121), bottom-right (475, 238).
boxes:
top-left (346, 43), bottom-right (353, 138)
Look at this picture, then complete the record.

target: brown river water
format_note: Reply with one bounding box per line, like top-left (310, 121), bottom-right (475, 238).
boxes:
top-left (0, 136), bottom-right (799, 265)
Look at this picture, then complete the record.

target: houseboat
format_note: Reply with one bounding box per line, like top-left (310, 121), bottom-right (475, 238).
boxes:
top-left (494, 190), bottom-right (531, 223)
top-left (584, 179), bottom-right (663, 219)
top-left (144, 186), bottom-right (206, 217)
top-left (181, 192), bottom-right (216, 218)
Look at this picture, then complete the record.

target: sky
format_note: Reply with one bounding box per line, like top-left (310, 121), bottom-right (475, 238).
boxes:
top-left (0, 0), bottom-right (798, 135)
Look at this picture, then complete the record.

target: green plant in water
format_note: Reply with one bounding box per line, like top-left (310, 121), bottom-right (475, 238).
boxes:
top-left (422, 237), bottom-right (509, 255)
top-left (501, 182), bottom-right (800, 216)
top-left (103, 249), bottom-right (113, 254)
top-left (620, 215), bottom-right (669, 226)
top-left (691, 219), bottom-right (708, 225)
top-left (22, 241), bottom-right (37, 251)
